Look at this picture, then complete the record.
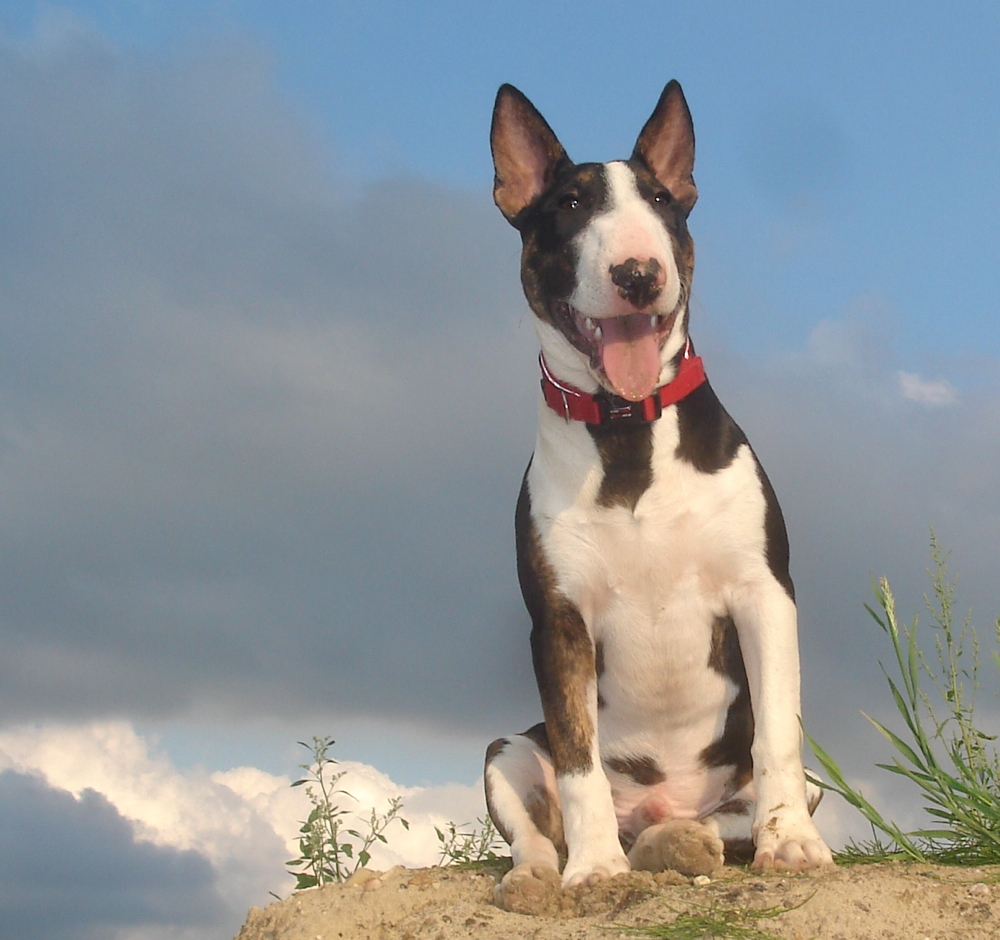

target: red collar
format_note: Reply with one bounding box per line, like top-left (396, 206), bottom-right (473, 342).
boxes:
top-left (540, 341), bottom-right (706, 426)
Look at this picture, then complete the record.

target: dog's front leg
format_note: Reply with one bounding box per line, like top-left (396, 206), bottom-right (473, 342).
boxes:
top-left (731, 579), bottom-right (833, 870)
top-left (518, 476), bottom-right (629, 887)
top-left (529, 600), bottom-right (630, 887)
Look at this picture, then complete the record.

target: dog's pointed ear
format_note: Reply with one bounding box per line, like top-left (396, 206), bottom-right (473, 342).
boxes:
top-left (491, 84), bottom-right (572, 224)
top-left (632, 80), bottom-right (697, 215)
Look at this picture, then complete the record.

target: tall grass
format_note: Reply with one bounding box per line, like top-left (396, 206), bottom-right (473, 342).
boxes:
top-left (805, 534), bottom-right (1000, 864)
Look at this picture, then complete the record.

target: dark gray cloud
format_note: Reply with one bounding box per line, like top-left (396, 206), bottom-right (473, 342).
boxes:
top-left (0, 23), bottom-right (998, 822)
top-left (0, 770), bottom-right (225, 940)
top-left (0, 28), bottom-right (539, 729)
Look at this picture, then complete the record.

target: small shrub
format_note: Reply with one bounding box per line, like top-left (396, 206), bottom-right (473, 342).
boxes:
top-left (806, 534), bottom-right (1000, 864)
top-left (435, 815), bottom-right (503, 866)
top-left (286, 736), bottom-right (409, 889)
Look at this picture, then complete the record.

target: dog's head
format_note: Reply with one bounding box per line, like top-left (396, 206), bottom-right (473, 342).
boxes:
top-left (491, 82), bottom-right (696, 402)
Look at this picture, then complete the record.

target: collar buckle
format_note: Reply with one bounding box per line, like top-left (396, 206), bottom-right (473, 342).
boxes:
top-left (599, 394), bottom-right (662, 424)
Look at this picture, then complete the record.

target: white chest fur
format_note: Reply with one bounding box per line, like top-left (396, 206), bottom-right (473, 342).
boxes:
top-left (529, 402), bottom-right (770, 626)
top-left (526, 402), bottom-right (771, 813)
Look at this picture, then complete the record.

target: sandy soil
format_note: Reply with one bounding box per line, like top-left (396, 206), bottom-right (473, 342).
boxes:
top-left (234, 860), bottom-right (1000, 940)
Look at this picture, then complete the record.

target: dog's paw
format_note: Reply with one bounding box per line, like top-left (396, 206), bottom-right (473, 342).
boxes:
top-left (628, 819), bottom-right (724, 877)
top-left (494, 863), bottom-right (562, 915)
top-left (752, 812), bottom-right (833, 871)
top-left (560, 850), bottom-right (630, 889)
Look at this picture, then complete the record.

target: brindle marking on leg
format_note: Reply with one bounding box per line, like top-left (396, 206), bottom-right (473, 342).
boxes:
top-left (516, 475), bottom-right (596, 776)
top-left (525, 784), bottom-right (567, 855)
top-left (701, 615), bottom-right (753, 786)
top-left (605, 755), bottom-right (666, 786)
top-left (708, 614), bottom-right (748, 680)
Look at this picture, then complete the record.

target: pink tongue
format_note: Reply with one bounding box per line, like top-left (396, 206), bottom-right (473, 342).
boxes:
top-left (599, 313), bottom-right (661, 401)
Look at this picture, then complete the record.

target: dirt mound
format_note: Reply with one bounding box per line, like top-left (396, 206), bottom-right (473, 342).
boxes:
top-left (235, 861), bottom-right (999, 940)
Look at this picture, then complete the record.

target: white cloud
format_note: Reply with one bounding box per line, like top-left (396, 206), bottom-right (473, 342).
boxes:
top-left (0, 721), bottom-right (489, 910)
top-left (303, 758), bottom-right (489, 871)
top-left (897, 370), bottom-right (959, 406)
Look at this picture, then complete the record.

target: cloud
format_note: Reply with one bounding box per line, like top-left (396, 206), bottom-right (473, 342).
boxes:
top-left (0, 23), bottom-right (538, 730)
top-left (0, 769), bottom-right (223, 940)
top-left (0, 721), bottom-right (490, 936)
top-left (0, 722), bottom-right (291, 937)
top-left (897, 371), bottom-right (959, 406)
top-left (285, 756), bottom-right (490, 871)
top-left (1, 14), bottom-right (1000, 872)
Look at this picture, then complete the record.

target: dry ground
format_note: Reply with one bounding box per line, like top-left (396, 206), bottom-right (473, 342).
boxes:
top-left (234, 860), bottom-right (1000, 940)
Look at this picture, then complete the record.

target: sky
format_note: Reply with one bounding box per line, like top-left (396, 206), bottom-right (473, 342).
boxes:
top-left (0, 1), bottom-right (999, 937)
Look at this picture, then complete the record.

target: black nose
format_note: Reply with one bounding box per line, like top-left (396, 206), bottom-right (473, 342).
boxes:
top-left (609, 257), bottom-right (663, 309)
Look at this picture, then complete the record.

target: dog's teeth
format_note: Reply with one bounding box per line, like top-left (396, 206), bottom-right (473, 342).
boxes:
top-left (650, 315), bottom-right (658, 328)
top-left (585, 318), bottom-right (595, 330)
top-left (594, 325), bottom-right (602, 339)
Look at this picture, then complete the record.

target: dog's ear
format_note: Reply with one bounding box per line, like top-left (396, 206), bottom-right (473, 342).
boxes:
top-left (632, 80), bottom-right (697, 215)
top-left (491, 84), bottom-right (572, 224)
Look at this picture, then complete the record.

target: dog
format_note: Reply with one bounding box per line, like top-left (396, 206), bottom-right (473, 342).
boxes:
top-left (483, 81), bottom-right (832, 910)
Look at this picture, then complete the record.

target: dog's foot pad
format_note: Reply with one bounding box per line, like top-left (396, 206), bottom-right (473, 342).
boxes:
top-left (494, 863), bottom-right (562, 915)
top-left (628, 819), bottom-right (724, 877)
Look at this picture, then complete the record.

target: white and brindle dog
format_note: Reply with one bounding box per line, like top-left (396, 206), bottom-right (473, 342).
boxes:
top-left (484, 81), bottom-right (832, 908)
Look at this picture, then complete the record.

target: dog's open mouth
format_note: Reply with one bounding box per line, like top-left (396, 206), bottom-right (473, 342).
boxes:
top-left (554, 302), bottom-right (676, 401)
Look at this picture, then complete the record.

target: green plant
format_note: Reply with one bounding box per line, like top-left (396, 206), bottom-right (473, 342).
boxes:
top-left (434, 815), bottom-right (503, 866)
top-left (805, 534), bottom-right (1000, 864)
top-left (286, 736), bottom-right (409, 889)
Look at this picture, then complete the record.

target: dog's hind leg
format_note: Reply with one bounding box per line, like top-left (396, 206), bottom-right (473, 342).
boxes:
top-left (485, 723), bottom-right (566, 913)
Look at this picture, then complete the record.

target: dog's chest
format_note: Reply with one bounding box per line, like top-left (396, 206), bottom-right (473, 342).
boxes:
top-left (529, 405), bottom-right (766, 628)
top-left (528, 403), bottom-right (765, 744)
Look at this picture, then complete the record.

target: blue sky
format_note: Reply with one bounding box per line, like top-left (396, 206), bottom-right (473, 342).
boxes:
top-left (6, 1), bottom-right (1000, 363)
top-left (8, 0), bottom-right (996, 364)
top-left (0, 2), bottom-right (999, 938)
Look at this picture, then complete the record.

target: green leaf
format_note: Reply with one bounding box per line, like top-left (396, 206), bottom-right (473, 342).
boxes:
top-left (863, 713), bottom-right (927, 772)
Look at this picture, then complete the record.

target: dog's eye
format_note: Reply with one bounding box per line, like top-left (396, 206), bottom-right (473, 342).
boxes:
top-left (654, 190), bottom-right (672, 205)
top-left (558, 193), bottom-right (581, 211)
